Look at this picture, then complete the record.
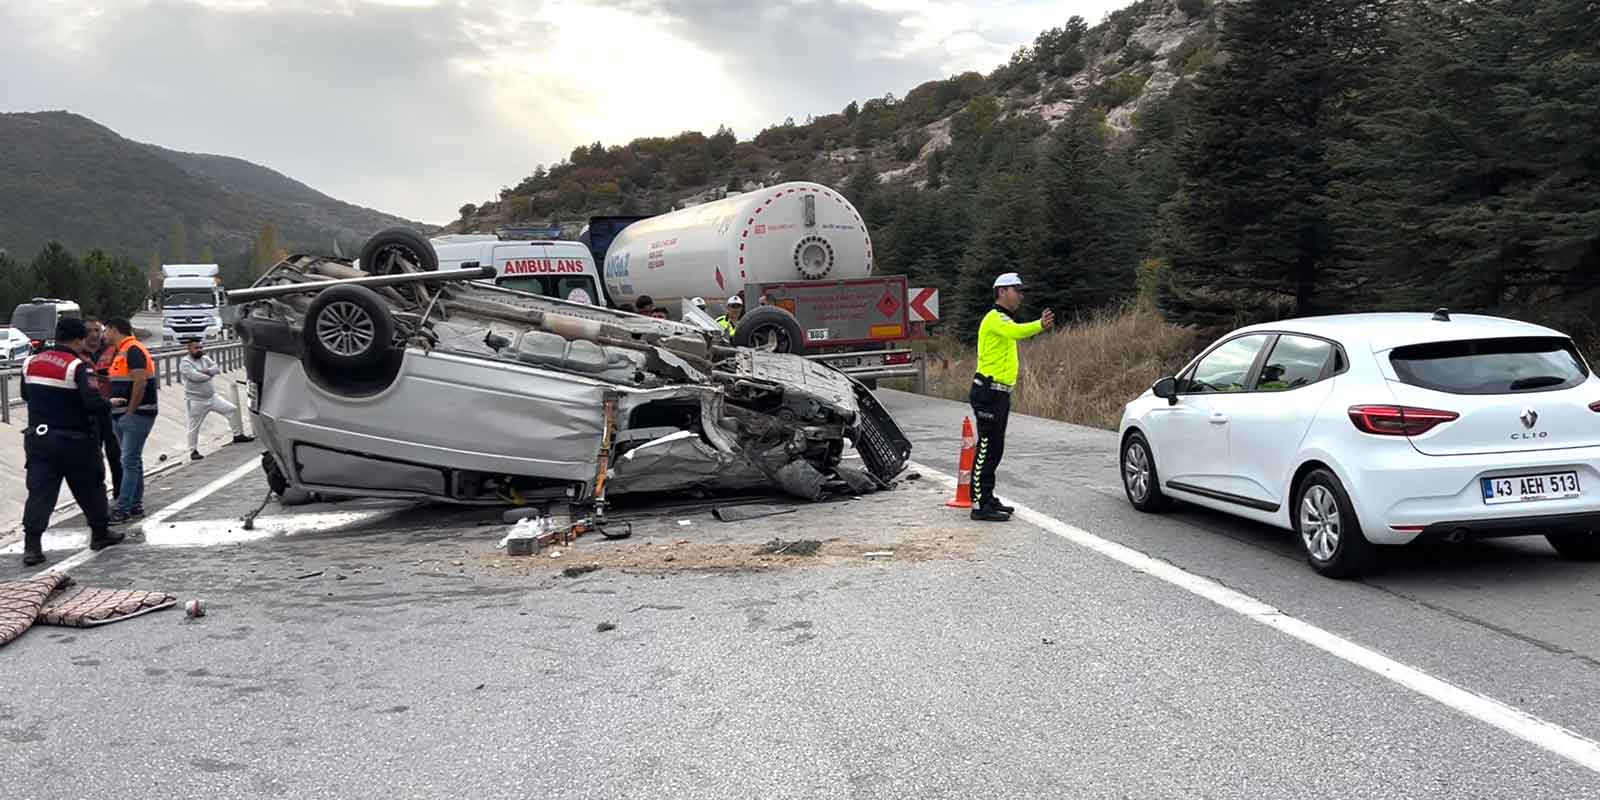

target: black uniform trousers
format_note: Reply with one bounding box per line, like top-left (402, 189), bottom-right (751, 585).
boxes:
top-left (96, 409), bottom-right (122, 499)
top-left (22, 429), bottom-right (111, 549)
top-left (968, 379), bottom-right (1011, 508)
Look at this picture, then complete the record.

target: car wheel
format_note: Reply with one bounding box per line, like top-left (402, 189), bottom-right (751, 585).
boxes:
top-left (1295, 468), bottom-right (1372, 579)
top-left (360, 227), bottom-right (439, 273)
top-left (1546, 531), bottom-right (1600, 561)
top-left (1121, 431), bottom-right (1171, 512)
top-left (303, 284), bottom-right (395, 372)
top-left (733, 306), bottom-right (806, 354)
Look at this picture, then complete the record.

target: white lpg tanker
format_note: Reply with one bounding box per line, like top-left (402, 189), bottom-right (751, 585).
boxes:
top-left (580, 182), bottom-right (936, 388)
top-left (598, 182), bottom-right (874, 310)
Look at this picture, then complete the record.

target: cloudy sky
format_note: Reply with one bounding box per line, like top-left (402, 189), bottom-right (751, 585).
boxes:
top-left (0, 0), bottom-right (1124, 224)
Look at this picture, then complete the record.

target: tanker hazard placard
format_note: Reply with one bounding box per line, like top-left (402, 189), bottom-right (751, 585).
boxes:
top-left (502, 258), bottom-right (588, 275)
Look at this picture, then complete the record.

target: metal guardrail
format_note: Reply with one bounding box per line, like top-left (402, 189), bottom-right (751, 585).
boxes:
top-left (0, 341), bottom-right (248, 425)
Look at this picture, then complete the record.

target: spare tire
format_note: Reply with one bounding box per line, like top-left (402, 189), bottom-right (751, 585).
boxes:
top-left (734, 306), bottom-right (807, 354)
top-left (303, 284), bottom-right (395, 372)
top-left (360, 227), bottom-right (438, 274)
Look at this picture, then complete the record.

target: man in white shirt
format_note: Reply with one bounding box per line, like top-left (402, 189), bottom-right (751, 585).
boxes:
top-left (179, 339), bottom-right (253, 460)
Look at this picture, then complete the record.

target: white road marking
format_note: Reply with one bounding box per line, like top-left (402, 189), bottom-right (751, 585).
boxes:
top-left (26, 458), bottom-right (261, 579)
top-left (0, 457), bottom-right (188, 547)
top-left (910, 460), bottom-right (1600, 775)
top-left (141, 510), bottom-right (392, 547)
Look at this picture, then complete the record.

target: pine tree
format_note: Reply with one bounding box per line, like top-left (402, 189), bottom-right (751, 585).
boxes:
top-left (1034, 109), bottom-right (1141, 316)
top-left (30, 241), bottom-right (86, 301)
top-left (1161, 0), bottom-right (1398, 327)
top-left (0, 252), bottom-right (43, 320)
top-left (953, 170), bottom-right (1042, 340)
top-left (1330, 0), bottom-right (1600, 325)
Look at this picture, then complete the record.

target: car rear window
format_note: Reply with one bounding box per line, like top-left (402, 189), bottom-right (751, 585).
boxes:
top-left (1390, 336), bottom-right (1590, 395)
top-left (9, 305), bottom-right (56, 336)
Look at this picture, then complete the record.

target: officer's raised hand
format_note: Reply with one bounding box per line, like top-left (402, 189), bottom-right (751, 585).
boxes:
top-left (1041, 308), bottom-right (1056, 330)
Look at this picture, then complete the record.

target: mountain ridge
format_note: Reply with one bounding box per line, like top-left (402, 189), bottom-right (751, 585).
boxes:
top-left (0, 110), bottom-right (422, 262)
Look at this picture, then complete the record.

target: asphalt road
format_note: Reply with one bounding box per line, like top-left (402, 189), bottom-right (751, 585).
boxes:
top-left (2, 390), bottom-right (1598, 799)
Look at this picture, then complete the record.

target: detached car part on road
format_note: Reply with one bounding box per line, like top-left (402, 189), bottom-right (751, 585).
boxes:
top-left (228, 229), bottom-right (912, 511)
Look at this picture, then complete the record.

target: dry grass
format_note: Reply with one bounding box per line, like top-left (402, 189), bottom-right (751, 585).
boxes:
top-left (922, 302), bottom-right (1204, 431)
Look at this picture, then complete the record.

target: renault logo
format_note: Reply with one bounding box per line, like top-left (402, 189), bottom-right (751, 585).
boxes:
top-left (1521, 408), bottom-right (1539, 429)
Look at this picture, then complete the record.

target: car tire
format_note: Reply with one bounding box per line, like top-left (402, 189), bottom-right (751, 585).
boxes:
top-left (733, 306), bottom-right (806, 354)
top-left (1295, 468), bottom-right (1372, 579)
top-left (1120, 431), bottom-right (1171, 512)
top-left (360, 227), bottom-right (438, 273)
top-left (262, 452), bottom-right (288, 497)
top-left (303, 284), bottom-right (395, 372)
top-left (1546, 531), bottom-right (1600, 561)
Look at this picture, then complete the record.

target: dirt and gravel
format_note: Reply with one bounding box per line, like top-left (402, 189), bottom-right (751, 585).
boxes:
top-left (458, 476), bottom-right (1022, 577)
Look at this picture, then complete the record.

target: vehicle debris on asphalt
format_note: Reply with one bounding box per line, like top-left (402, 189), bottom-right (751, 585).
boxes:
top-left (754, 538), bottom-right (822, 556)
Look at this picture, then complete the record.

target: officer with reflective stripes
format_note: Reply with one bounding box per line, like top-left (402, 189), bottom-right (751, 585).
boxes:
top-left (970, 272), bottom-right (1054, 522)
top-left (716, 294), bottom-right (744, 337)
top-left (18, 318), bottom-right (124, 566)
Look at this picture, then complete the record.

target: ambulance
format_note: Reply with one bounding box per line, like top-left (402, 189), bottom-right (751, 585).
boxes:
top-left (428, 234), bottom-right (604, 306)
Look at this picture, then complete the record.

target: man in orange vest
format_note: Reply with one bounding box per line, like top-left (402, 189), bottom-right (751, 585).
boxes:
top-left (104, 318), bottom-right (159, 525)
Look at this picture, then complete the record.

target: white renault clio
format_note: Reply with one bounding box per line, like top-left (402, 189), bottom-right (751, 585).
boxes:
top-left (1118, 310), bottom-right (1600, 578)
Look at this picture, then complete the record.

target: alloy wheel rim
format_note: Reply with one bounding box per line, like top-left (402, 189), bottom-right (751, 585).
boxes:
top-left (1124, 443), bottom-right (1151, 502)
top-left (317, 301), bottom-right (376, 357)
top-left (1299, 485), bottom-right (1341, 561)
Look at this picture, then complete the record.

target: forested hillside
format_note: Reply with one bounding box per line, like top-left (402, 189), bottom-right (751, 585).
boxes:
top-left (454, 0), bottom-right (1599, 343)
top-left (0, 111), bottom-right (421, 291)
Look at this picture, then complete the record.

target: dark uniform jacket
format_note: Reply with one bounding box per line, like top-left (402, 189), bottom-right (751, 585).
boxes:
top-left (22, 346), bottom-right (110, 435)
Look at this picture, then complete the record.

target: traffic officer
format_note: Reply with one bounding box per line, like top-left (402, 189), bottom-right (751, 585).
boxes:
top-left (716, 295), bottom-right (744, 336)
top-left (18, 317), bottom-right (124, 566)
top-left (970, 272), bottom-right (1054, 522)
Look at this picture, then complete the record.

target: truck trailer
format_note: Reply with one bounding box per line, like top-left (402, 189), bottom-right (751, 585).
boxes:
top-left (584, 182), bottom-right (937, 387)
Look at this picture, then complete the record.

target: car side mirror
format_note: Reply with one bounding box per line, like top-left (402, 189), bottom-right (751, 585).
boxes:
top-left (1153, 377), bottom-right (1179, 405)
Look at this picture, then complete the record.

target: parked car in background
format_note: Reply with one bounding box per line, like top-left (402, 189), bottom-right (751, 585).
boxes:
top-left (0, 326), bottom-right (31, 364)
top-left (8, 298), bottom-right (82, 352)
top-left (1118, 310), bottom-right (1600, 578)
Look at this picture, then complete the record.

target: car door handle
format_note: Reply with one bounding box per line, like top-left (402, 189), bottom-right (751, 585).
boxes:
top-left (1210, 414), bottom-right (1229, 425)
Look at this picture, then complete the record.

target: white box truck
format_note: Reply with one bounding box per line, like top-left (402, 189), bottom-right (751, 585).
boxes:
top-left (160, 264), bottom-right (225, 342)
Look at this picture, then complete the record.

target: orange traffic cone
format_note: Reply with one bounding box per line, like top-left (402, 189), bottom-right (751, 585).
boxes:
top-left (947, 417), bottom-right (977, 508)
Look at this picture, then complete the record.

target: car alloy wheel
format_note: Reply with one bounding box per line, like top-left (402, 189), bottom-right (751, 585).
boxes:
top-left (1120, 432), bottom-right (1170, 512)
top-left (316, 300), bottom-right (377, 357)
top-left (1124, 440), bottom-right (1152, 504)
top-left (1299, 484), bottom-right (1341, 562)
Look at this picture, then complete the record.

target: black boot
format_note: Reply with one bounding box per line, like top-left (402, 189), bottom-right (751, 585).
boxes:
top-left (22, 535), bottom-right (45, 567)
top-left (993, 501), bottom-right (1016, 514)
top-left (89, 528), bottom-right (125, 551)
top-left (971, 505), bottom-right (1011, 522)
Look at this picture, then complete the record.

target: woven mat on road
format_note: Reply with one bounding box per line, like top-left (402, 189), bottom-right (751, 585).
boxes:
top-left (0, 572), bottom-right (177, 646)
top-left (39, 586), bottom-right (178, 627)
top-left (0, 572), bottom-right (74, 647)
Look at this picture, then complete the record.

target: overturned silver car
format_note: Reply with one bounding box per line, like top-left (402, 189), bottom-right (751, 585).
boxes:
top-left (229, 230), bottom-right (912, 509)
